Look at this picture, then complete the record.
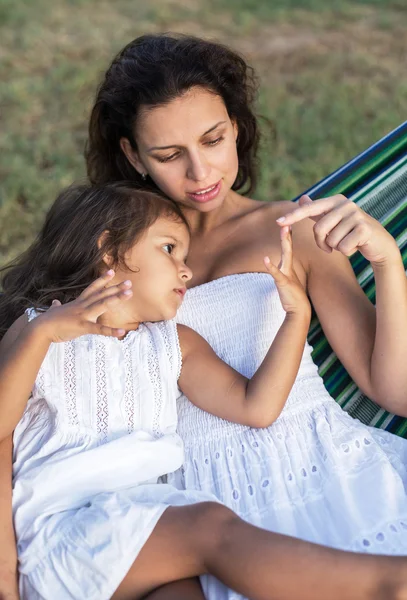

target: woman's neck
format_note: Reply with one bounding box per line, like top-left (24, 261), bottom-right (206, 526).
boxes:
top-left (184, 190), bottom-right (246, 235)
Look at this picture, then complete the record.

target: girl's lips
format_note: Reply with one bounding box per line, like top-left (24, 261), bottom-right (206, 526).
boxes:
top-left (186, 180), bottom-right (221, 203)
top-left (174, 287), bottom-right (186, 298)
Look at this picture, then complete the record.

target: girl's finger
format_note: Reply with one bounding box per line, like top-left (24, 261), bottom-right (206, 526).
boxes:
top-left (276, 195), bottom-right (349, 227)
top-left (279, 226), bottom-right (293, 275)
top-left (50, 299), bottom-right (62, 308)
top-left (78, 270), bottom-right (116, 301)
top-left (83, 280), bottom-right (132, 306)
top-left (88, 322), bottom-right (127, 338)
top-left (264, 256), bottom-right (287, 284)
top-left (85, 289), bottom-right (133, 320)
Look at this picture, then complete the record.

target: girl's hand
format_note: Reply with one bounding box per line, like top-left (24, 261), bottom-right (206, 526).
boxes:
top-left (35, 270), bottom-right (133, 343)
top-left (276, 194), bottom-right (399, 266)
top-left (264, 226), bottom-right (311, 316)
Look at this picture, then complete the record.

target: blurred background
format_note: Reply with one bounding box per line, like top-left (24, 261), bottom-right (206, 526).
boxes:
top-left (1, 0), bottom-right (406, 264)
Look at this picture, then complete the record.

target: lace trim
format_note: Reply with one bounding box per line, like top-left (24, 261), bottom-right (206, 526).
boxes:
top-left (122, 341), bottom-right (135, 434)
top-left (173, 323), bottom-right (183, 381)
top-left (95, 339), bottom-right (108, 441)
top-left (147, 330), bottom-right (163, 438)
top-left (157, 321), bottom-right (173, 372)
top-left (64, 341), bottom-right (79, 427)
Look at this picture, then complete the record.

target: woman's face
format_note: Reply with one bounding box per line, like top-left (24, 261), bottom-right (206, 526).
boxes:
top-left (121, 87), bottom-right (239, 213)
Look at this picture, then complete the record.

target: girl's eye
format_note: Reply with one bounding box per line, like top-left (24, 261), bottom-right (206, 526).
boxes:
top-left (206, 136), bottom-right (224, 147)
top-left (163, 243), bottom-right (175, 254)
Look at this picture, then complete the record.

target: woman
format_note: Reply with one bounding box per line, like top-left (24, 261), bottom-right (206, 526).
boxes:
top-left (1, 32), bottom-right (407, 600)
top-left (85, 33), bottom-right (407, 599)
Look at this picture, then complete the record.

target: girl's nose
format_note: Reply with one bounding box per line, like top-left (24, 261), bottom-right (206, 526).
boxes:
top-left (181, 264), bottom-right (193, 282)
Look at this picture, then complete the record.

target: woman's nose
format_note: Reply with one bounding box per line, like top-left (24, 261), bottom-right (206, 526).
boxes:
top-left (186, 151), bottom-right (210, 182)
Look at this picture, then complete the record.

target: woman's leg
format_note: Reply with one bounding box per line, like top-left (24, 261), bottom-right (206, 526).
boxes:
top-left (142, 578), bottom-right (205, 600)
top-left (112, 502), bottom-right (407, 600)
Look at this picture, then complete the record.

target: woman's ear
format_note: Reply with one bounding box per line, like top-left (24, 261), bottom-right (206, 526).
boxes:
top-left (120, 137), bottom-right (145, 175)
top-left (232, 119), bottom-right (239, 142)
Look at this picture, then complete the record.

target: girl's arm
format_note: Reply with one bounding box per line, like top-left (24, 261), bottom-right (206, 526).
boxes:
top-left (0, 436), bottom-right (19, 600)
top-left (0, 272), bottom-right (133, 442)
top-left (279, 194), bottom-right (407, 415)
top-left (177, 227), bottom-right (311, 428)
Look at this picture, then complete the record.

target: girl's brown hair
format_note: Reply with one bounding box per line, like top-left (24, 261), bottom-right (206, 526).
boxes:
top-left (85, 33), bottom-right (260, 195)
top-left (0, 182), bottom-right (189, 339)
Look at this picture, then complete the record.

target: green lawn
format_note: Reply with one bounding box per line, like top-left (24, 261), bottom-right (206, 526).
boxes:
top-left (1, 0), bottom-right (407, 264)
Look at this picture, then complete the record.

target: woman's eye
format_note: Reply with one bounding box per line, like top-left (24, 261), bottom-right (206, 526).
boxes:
top-left (206, 136), bottom-right (224, 147)
top-left (163, 243), bottom-right (174, 254)
top-left (157, 153), bottom-right (179, 163)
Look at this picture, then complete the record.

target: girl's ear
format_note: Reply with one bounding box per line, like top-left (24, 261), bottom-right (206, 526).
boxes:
top-left (120, 137), bottom-right (145, 175)
top-left (98, 230), bottom-right (114, 268)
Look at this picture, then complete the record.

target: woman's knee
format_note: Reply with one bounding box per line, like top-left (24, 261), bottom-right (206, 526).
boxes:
top-left (191, 501), bottom-right (241, 555)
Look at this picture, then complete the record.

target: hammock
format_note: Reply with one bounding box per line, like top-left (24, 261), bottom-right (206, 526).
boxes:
top-left (294, 120), bottom-right (407, 437)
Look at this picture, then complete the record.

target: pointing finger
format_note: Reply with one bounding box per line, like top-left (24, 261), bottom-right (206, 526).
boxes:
top-left (276, 195), bottom-right (348, 227)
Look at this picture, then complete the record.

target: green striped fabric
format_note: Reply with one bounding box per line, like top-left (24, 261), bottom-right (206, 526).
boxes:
top-left (303, 128), bottom-right (407, 437)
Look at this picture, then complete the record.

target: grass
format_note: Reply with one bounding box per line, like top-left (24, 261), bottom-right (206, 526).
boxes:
top-left (1, 0), bottom-right (407, 264)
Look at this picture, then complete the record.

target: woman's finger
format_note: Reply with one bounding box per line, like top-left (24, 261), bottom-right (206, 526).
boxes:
top-left (279, 226), bottom-right (293, 275)
top-left (335, 226), bottom-right (368, 257)
top-left (276, 195), bottom-right (349, 227)
top-left (312, 206), bottom-right (355, 253)
top-left (78, 270), bottom-right (116, 301)
top-left (325, 216), bottom-right (363, 252)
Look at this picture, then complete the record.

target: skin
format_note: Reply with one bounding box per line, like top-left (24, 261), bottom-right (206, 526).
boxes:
top-left (119, 85), bottom-right (407, 599)
top-left (1, 226), bottom-right (407, 600)
top-left (120, 85), bottom-right (407, 413)
top-left (1, 86), bottom-right (406, 598)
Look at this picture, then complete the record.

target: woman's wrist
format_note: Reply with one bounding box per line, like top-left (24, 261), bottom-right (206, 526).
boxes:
top-left (371, 238), bottom-right (402, 270)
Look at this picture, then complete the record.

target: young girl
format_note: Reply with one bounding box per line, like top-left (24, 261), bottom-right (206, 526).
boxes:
top-left (1, 182), bottom-right (407, 600)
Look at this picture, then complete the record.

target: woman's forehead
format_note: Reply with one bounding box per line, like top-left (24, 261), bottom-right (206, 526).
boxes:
top-left (136, 87), bottom-right (230, 146)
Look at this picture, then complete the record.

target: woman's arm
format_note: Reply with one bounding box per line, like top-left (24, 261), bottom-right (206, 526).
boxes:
top-left (280, 194), bottom-right (407, 414)
top-left (0, 436), bottom-right (19, 600)
top-left (177, 227), bottom-right (311, 428)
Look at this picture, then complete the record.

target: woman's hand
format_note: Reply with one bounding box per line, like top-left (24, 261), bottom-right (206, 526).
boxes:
top-left (264, 226), bottom-right (311, 317)
top-left (35, 270), bottom-right (133, 343)
top-left (276, 194), bottom-right (399, 266)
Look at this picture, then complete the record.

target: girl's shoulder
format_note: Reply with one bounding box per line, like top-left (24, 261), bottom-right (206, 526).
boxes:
top-left (0, 312), bottom-right (30, 355)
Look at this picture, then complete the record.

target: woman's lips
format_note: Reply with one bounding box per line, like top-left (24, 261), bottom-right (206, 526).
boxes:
top-left (186, 180), bottom-right (221, 203)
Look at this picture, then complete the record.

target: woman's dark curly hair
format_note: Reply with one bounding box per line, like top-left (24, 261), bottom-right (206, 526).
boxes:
top-left (85, 33), bottom-right (260, 195)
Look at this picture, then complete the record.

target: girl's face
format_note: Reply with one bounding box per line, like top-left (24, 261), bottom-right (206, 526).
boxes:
top-left (106, 216), bottom-right (192, 326)
top-left (121, 87), bottom-right (240, 213)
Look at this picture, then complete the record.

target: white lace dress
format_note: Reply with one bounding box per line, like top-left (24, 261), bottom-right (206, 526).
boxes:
top-left (13, 310), bottom-right (215, 600)
top-left (171, 272), bottom-right (407, 600)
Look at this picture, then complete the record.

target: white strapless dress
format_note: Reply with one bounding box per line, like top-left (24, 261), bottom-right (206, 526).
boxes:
top-left (171, 272), bottom-right (407, 600)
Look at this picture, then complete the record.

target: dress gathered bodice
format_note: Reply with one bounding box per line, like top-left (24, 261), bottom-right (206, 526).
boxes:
top-left (175, 272), bottom-right (330, 441)
top-left (171, 272), bottom-right (407, 600)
